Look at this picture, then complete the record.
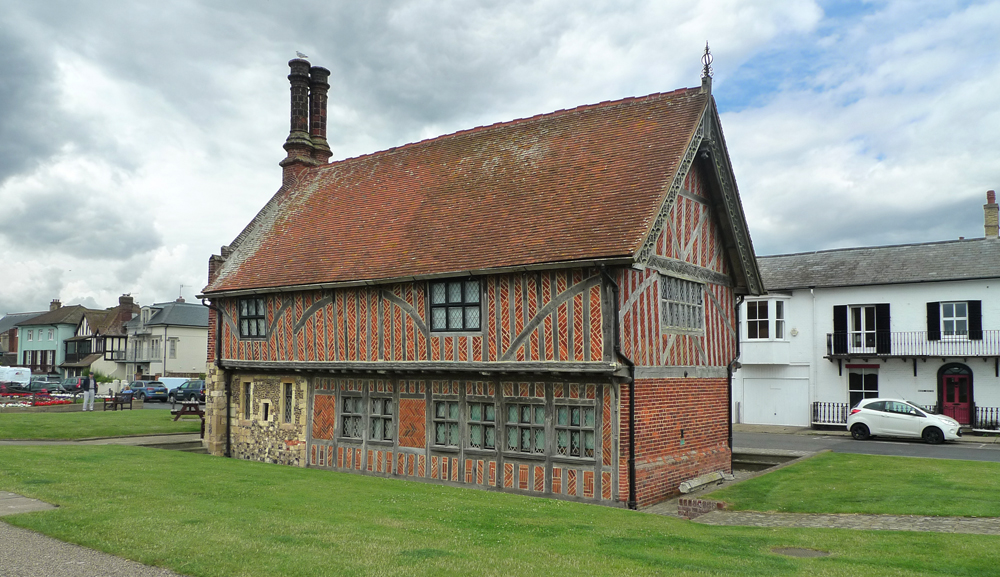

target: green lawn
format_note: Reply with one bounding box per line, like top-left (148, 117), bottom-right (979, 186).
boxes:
top-left (708, 452), bottom-right (1000, 517)
top-left (1, 447), bottom-right (998, 576)
top-left (0, 408), bottom-right (201, 439)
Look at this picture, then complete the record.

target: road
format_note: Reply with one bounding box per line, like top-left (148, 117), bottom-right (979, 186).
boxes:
top-left (735, 431), bottom-right (1000, 462)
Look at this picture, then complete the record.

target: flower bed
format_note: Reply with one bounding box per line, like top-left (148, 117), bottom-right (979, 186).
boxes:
top-left (0, 393), bottom-right (74, 407)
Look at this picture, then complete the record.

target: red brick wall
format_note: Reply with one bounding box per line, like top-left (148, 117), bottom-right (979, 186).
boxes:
top-left (619, 377), bottom-right (731, 507)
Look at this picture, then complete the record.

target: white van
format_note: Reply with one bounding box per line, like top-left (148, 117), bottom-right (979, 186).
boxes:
top-left (158, 377), bottom-right (190, 392)
top-left (0, 366), bottom-right (32, 389)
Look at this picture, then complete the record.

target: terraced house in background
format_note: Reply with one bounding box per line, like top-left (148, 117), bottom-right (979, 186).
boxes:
top-left (199, 53), bottom-right (762, 508)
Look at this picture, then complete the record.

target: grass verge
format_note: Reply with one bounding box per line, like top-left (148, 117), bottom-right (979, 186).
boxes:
top-left (0, 409), bottom-right (200, 439)
top-left (708, 451), bottom-right (1000, 517)
top-left (1, 446), bottom-right (998, 576)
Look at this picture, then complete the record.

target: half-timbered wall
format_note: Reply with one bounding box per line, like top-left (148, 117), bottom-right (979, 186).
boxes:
top-left (305, 376), bottom-right (619, 504)
top-left (217, 268), bottom-right (606, 366)
top-left (615, 164), bottom-right (738, 505)
top-left (618, 164), bottom-right (738, 367)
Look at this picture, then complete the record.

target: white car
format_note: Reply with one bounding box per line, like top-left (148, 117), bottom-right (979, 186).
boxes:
top-left (847, 398), bottom-right (962, 444)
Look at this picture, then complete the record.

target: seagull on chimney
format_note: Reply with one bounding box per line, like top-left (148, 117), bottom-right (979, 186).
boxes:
top-left (296, 51), bottom-right (309, 59)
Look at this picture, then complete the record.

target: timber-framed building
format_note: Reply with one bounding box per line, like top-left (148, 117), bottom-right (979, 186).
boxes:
top-left (200, 55), bottom-right (762, 508)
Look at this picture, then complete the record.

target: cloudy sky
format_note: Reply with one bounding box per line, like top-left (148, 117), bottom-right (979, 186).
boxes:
top-left (1, 0), bottom-right (997, 315)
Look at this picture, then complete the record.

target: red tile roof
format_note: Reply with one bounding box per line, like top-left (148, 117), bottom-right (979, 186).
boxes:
top-left (207, 87), bottom-right (710, 293)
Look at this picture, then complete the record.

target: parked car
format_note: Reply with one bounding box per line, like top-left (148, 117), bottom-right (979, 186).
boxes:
top-left (847, 398), bottom-right (962, 444)
top-left (167, 379), bottom-right (205, 404)
top-left (26, 380), bottom-right (59, 394)
top-left (58, 376), bottom-right (94, 395)
top-left (126, 380), bottom-right (168, 402)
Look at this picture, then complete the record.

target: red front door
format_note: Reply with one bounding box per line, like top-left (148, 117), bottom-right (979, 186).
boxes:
top-left (942, 375), bottom-right (972, 424)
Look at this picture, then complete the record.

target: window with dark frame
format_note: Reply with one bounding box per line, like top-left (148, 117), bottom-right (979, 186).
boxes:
top-left (661, 275), bottom-right (704, 331)
top-left (341, 396), bottom-right (363, 438)
top-left (505, 402), bottom-right (545, 454)
top-left (429, 279), bottom-right (481, 331)
top-left (369, 397), bottom-right (394, 441)
top-left (433, 400), bottom-right (460, 446)
top-left (747, 301), bottom-right (769, 339)
top-left (555, 404), bottom-right (596, 458)
top-left (243, 383), bottom-right (251, 420)
top-left (467, 402), bottom-right (496, 450)
top-left (283, 383), bottom-right (293, 424)
top-left (239, 298), bottom-right (267, 338)
top-left (848, 369), bottom-right (878, 407)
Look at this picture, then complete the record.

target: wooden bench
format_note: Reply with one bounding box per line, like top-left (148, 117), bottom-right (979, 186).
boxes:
top-left (103, 393), bottom-right (133, 411)
top-left (171, 401), bottom-right (206, 438)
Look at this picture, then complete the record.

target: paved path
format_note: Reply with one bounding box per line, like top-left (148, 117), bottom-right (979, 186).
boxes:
top-left (0, 521), bottom-right (185, 577)
top-left (1, 435), bottom-right (201, 577)
top-left (692, 510), bottom-right (1000, 535)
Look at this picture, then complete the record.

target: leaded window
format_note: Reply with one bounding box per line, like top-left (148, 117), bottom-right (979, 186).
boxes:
top-left (239, 298), bottom-right (267, 338)
top-left (467, 402), bottom-right (496, 450)
top-left (369, 397), bottom-right (393, 441)
top-left (283, 383), bottom-right (293, 424)
top-left (429, 279), bottom-right (481, 331)
top-left (661, 275), bottom-right (704, 331)
top-left (341, 396), bottom-right (363, 438)
top-left (434, 401), bottom-right (460, 446)
top-left (242, 383), bottom-right (251, 420)
top-left (505, 403), bottom-right (545, 454)
top-left (556, 404), bottom-right (596, 458)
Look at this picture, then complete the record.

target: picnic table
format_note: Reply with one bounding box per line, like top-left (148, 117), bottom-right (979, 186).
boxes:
top-left (171, 400), bottom-right (206, 438)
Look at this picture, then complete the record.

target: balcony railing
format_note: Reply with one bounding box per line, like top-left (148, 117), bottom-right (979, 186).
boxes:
top-left (812, 401), bottom-right (1000, 430)
top-left (826, 330), bottom-right (1000, 358)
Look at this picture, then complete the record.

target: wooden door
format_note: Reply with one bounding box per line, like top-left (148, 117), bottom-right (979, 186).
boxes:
top-left (941, 375), bottom-right (972, 425)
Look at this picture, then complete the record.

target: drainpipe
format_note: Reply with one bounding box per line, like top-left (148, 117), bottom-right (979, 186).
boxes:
top-left (727, 295), bottom-right (745, 451)
top-left (601, 267), bottom-right (637, 510)
top-left (202, 298), bottom-right (232, 458)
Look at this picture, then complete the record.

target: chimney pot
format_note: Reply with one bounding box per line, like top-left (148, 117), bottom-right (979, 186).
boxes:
top-left (309, 66), bottom-right (332, 163)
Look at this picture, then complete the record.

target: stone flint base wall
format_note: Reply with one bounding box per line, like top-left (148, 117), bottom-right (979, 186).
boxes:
top-left (620, 376), bottom-right (732, 508)
top-left (204, 366), bottom-right (308, 465)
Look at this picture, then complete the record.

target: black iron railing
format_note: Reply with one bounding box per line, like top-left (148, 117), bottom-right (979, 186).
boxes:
top-left (826, 330), bottom-right (1000, 357)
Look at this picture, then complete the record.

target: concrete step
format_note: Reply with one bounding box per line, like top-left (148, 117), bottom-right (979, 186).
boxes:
top-left (732, 451), bottom-right (800, 472)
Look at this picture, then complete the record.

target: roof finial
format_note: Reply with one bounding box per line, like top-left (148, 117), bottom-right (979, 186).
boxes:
top-left (701, 42), bottom-right (713, 79)
top-left (700, 42), bottom-right (713, 94)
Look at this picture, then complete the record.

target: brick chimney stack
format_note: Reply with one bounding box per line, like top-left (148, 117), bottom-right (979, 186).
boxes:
top-left (50, 299), bottom-right (61, 311)
top-left (280, 58), bottom-right (318, 183)
top-left (309, 66), bottom-right (332, 163)
top-left (986, 189), bottom-right (999, 239)
top-left (117, 294), bottom-right (136, 330)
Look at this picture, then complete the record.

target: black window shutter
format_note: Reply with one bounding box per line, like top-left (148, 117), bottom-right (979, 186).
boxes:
top-left (833, 305), bottom-right (847, 354)
top-left (926, 302), bottom-right (941, 341)
top-left (875, 304), bottom-right (891, 354)
top-left (969, 300), bottom-right (983, 340)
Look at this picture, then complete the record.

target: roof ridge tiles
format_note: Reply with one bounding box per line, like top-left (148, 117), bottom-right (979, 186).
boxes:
top-left (760, 236), bottom-right (992, 259)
